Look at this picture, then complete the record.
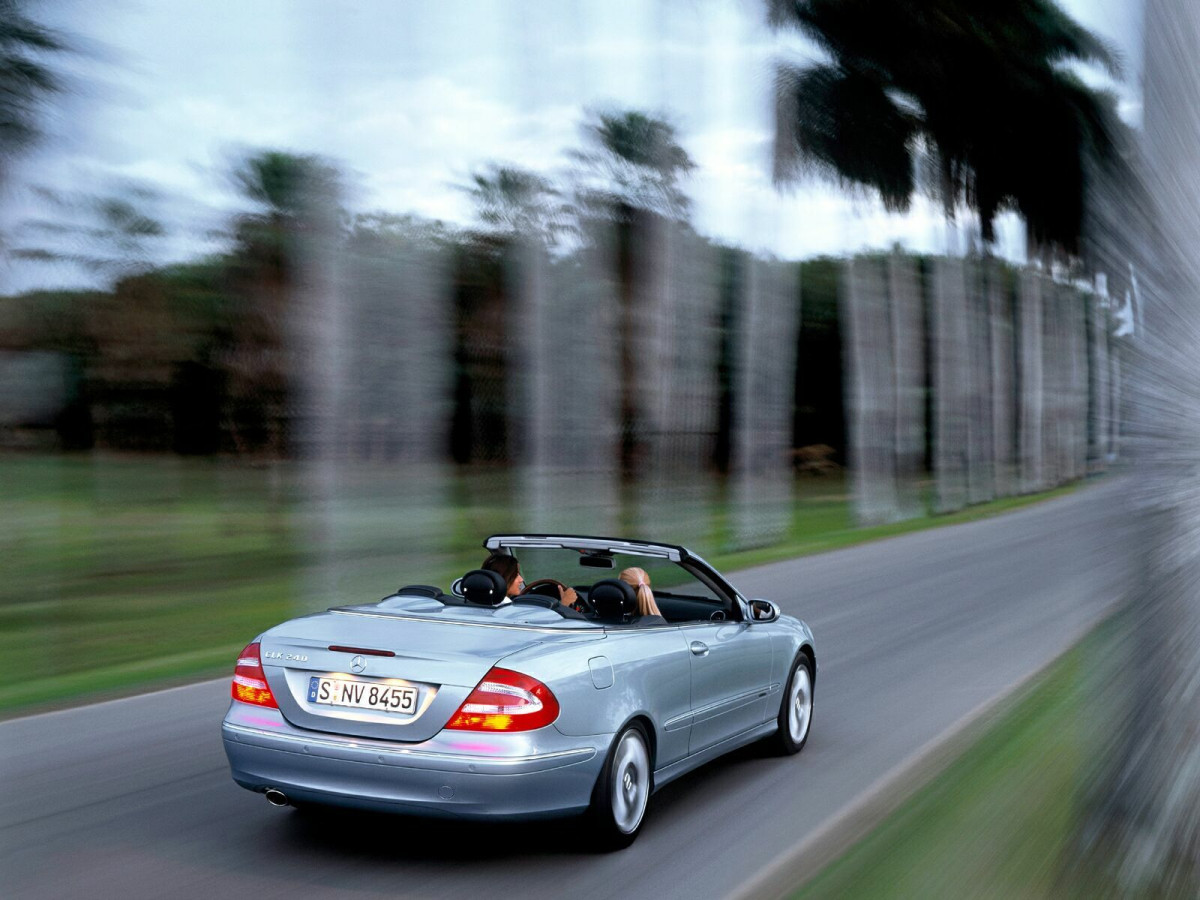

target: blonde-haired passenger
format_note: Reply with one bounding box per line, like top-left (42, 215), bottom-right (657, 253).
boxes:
top-left (619, 567), bottom-right (663, 618)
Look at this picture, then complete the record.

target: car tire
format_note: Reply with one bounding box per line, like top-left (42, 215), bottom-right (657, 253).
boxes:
top-left (772, 654), bottom-right (814, 755)
top-left (588, 722), bottom-right (652, 850)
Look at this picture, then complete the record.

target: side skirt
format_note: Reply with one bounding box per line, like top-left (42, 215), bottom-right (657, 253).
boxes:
top-left (651, 721), bottom-right (778, 792)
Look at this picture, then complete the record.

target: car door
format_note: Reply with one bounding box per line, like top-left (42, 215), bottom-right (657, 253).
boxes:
top-left (684, 617), bottom-right (774, 754)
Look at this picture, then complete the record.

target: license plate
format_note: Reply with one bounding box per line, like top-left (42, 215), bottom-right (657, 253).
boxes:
top-left (308, 676), bottom-right (419, 714)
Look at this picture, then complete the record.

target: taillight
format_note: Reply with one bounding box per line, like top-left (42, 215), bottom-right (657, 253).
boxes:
top-left (444, 667), bottom-right (559, 732)
top-left (231, 642), bottom-right (278, 708)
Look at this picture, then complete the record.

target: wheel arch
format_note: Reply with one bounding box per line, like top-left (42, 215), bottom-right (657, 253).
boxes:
top-left (622, 712), bottom-right (658, 770)
top-left (592, 712), bottom-right (658, 798)
top-left (798, 642), bottom-right (816, 685)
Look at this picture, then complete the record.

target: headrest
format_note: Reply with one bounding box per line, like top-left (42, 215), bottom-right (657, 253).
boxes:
top-left (590, 579), bottom-right (637, 623)
top-left (461, 569), bottom-right (508, 606)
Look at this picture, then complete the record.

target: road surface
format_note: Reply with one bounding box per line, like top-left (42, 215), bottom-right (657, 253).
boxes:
top-left (0, 481), bottom-right (1133, 899)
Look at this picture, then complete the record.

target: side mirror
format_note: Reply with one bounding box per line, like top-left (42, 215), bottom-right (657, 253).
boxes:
top-left (749, 599), bottom-right (779, 622)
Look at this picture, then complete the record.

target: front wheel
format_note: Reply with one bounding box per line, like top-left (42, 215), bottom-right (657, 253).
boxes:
top-left (588, 723), bottom-right (652, 850)
top-left (771, 655), bottom-right (814, 755)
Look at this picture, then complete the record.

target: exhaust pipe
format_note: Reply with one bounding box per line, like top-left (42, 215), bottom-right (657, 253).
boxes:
top-left (264, 789), bottom-right (290, 807)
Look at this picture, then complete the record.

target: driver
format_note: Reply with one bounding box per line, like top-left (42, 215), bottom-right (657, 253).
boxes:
top-left (482, 553), bottom-right (525, 598)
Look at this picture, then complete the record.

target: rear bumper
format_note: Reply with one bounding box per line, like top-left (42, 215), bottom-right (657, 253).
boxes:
top-left (222, 703), bottom-right (608, 820)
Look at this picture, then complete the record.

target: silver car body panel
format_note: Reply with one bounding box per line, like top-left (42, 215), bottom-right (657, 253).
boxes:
top-left (222, 537), bottom-right (816, 820)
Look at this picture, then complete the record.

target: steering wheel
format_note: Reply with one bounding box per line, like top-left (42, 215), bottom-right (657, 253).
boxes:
top-left (525, 578), bottom-right (590, 614)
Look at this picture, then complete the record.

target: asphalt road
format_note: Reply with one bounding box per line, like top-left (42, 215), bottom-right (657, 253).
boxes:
top-left (1, 481), bottom-right (1133, 900)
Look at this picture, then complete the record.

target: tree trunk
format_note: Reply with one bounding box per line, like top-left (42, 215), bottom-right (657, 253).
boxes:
top-left (932, 256), bottom-right (969, 513)
top-left (291, 177), bottom-right (345, 614)
top-left (843, 256), bottom-right (900, 524)
top-left (733, 257), bottom-right (799, 547)
top-left (524, 220), bottom-right (621, 534)
top-left (889, 252), bottom-right (926, 519)
top-left (1088, 278), bottom-right (1111, 473)
top-left (966, 258), bottom-right (994, 505)
top-left (641, 225), bottom-right (722, 545)
top-left (1041, 280), bottom-right (1064, 487)
top-left (509, 236), bottom-right (546, 471)
top-left (1068, 287), bottom-right (1089, 480)
top-left (1109, 331), bottom-right (1122, 462)
top-left (989, 261), bottom-right (1017, 496)
top-left (1018, 270), bottom-right (1045, 493)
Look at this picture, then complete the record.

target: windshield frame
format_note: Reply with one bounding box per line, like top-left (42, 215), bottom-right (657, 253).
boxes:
top-left (483, 534), bottom-right (745, 616)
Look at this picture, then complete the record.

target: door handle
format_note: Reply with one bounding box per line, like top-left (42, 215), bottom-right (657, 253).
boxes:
top-left (689, 641), bottom-right (709, 657)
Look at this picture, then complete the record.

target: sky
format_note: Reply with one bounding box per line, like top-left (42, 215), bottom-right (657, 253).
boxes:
top-left (0, 0), bottom-right (1143, 293)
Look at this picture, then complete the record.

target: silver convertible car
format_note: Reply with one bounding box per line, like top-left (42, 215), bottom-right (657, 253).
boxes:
top-left (222, 534), bottom-right (816, 848)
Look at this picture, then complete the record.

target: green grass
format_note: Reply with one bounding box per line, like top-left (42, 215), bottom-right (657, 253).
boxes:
top-left (0, 453), bottom-right (1080, 716)
top-left (792, 621), bottom-right (1117, 900)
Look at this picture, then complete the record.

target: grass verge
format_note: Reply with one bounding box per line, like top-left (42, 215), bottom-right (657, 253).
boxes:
top-left (791, 620), bottom-right (1115, 900)
top-left (2, 452), bottom-right (1081, 717)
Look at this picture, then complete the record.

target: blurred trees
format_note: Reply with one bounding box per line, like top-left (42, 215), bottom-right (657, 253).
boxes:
top-left (14, 183), bottom-right (167, 278)
top-left (456, 164), bottom-right (571, 465)
top-left (571, 110), bottom-right (695, 223)
top-left (770, 0), bottom-right (1123, 522)
top-left (1081, 0), bottom-right (1200, 891)
top-left (465, 164), bottom-right (575, 248)
top-left (224, 150), bottom-right (341, 456)
top-left (0, 0), bottom-right (67, 189)
top-left (573, 110), bottom-right (697, 476)
top-left (0, 108), bottom-right (1109, 523)
top-left (769, 0), bottom-right (1121, 249)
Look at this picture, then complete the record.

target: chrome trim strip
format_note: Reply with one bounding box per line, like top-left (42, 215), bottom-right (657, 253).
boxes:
top-left (689, 687), bottom-right (766, 725)
top-left (223, 723), bottom-right (598, 773)
top-left (663, 711), bottom-right (694, 733)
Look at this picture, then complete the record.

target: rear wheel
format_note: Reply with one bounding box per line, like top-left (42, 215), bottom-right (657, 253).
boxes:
top-left (771, 655), bottom-right (814, 755)
top-left (589, 722), bottom-right (652, 850)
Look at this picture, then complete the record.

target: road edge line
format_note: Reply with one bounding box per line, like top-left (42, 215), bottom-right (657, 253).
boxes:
top-left (0, 677), bottom-right (228, 726)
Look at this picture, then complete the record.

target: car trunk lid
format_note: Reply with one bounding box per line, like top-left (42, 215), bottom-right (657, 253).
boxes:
top-left (259, 605), bottom-right (601, 742)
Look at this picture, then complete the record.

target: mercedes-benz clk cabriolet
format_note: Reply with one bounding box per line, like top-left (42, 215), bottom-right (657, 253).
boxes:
top-left (222, 534), bottom-right (816, 848)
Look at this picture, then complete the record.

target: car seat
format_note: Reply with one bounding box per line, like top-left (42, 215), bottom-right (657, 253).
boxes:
top-left (590, 578), bottom-right (638, 624)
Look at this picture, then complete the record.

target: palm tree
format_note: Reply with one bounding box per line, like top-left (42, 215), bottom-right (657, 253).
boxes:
top-left (464, 164), bottom-right (576, 247)
top-left (769, 0), bottom-right (1120, 518)
top-left (0, 1), bottom-right (67, 179)
top-left (572, 110), bottom-right (696, 478)
top-left (571, 110), bottom-right (695, 224)
top-left (13, 183), bottom-right (166, 280)
top-left (769, 0), bottom-right (1120, 245)
top-left (224, 150), bottom-right (341, 456)
top-left (462, 164), bottom-right (567, 469)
